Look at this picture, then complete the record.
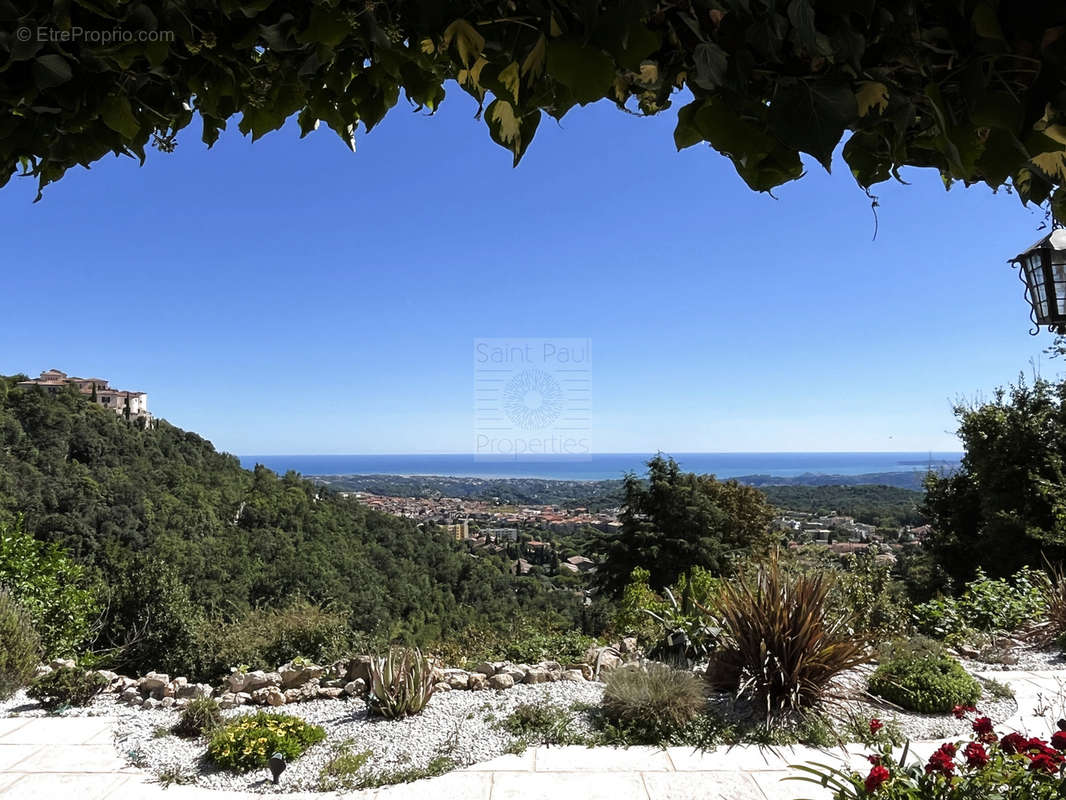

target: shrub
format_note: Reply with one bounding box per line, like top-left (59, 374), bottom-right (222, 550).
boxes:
top-left (172, 696), bottom-right (222, 738)
top-left (317, 741), bottom-right (372, 791)
top-left (705, 557), bottom-right (868, 722)
top-left (868, 649), bottom-right (982, 713)
top-left (27, 666), bottom-right (107, 710)
top-left (368, 647), bottom-right (434, 720)
top-left (829, 547), bottom-right (912, 640)
top-left (601, 663), bottom-right (706, 742)
top-left (207, 712), bottom-right (326, 771)
top-left (1027, 561), bottom-right (1066, 647)
top-left (0, 516), bottom-right (99, 657)
top-left (914, 567), bottom-right (1048, 640)
top-left (0, 588), bottom-right (40, 699)
top-left (194, 601), bottom-right (354, 680)
top-left (502, 703), bottom-right (587, 746)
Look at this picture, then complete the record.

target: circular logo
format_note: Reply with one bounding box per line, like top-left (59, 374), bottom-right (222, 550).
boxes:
top-left (503, 369), bottom-right (564, 431)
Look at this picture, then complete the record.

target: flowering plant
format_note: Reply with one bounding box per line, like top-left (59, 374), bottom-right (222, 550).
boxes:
top-left (207, 711), bottom-right (326, 771)
top-left (788, 711), bottom-right (1066, 799)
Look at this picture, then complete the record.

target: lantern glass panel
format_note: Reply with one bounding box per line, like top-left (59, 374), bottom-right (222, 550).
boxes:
top-left (1026, 254), bottom-right (1049, 321)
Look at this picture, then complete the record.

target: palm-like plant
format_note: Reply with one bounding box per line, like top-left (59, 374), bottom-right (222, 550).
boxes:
top-left (705, 556), bottom-right (868, 723)
top-left (367, 647), bottom-right (435, 719)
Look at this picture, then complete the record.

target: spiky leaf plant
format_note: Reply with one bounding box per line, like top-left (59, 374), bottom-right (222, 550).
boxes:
top-left (705, 556), bottom-right (868, 724)
top-left (368, 647), bottom-right (435, 720)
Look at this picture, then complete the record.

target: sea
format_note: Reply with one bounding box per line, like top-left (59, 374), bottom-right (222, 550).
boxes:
top-left (236, 452), bottom-right (962, 482)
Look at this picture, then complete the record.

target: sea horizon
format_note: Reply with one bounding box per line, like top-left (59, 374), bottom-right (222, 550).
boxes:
top-left (237, 451), bottom-right (963, 482)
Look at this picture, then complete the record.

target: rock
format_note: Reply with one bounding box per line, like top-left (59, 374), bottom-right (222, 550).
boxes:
top-left (33, 665), bottom-right (53, 679)
top-left (120, 687), bottom-right (140, 704)
top-left (474, 662), bottom-right (496, 676)
top-left (560, 669), bottom-right (586, 682)
top-left (343, 679), bottom-right (366, 697)
top-left (219, 692), bottom-right (238, 709)
top-left (586, 647), bottom-right (622, 676)
top-left (49, 658), bottom-right (75, 670)
top-left (541, 660), bottom-right (563, 672)
top-left (92, 670), bottom-right (119, 684)
top-left (243, 671), bottom-right (281, 692)
top-left (160, 683), bottom-right (176, 699)
top-left (433, 681), bottom-right (452, 693)
top-left (346, 656), bottom-right (373, 684)
top-left (567, 664), bottom-right (593, 680)
top-left (159, 696), bottom-right (175, 709)
top-left (226, 672), bottom-right (249, 693)
top-left (326, 661), bottom-right (348, 681)
top-left (138, 672), bottom-right (169, 693)
top-left (500, 665), bottom-right (526, 682)
top-left (279, 661), bottom-right (325, 689)
top-left (467, 673), bottom-right (488, 691)
top-left (619, 637), bottom-right (639, 655)
top-left (264, 687), bottom-right (286, 706)
top-left (487, 673), bottom-right (514, 690)
top-left (172, 676), bottom-right (188, 689)
top-left (235, 692), bottom-right (252, 706)
top-left (177, 683), bottom-right (212, 700)
top-left (142, 697), bottom-right (161, 710)
top-left (174, 698), bottom-right (190, 709)
top-left (283, 689), bottom-right (304, 704)
top-left (523, 668), bottom-right (549, 684)
top-left (444, 670), bottom-right (469, 690)
top-left (317, 687), bottom-right (344, 700)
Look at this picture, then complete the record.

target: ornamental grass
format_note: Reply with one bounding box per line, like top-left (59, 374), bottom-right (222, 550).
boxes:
top-left (704, 556), bottom-right (868, 724)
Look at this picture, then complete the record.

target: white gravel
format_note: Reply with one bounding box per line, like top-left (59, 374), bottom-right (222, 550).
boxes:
top-left (110, 681), bottom-right (604, 793)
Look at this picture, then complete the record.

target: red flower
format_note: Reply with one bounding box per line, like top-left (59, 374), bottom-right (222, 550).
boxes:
top-left (869, 718), bottom-right (883, 735)
top-left (1028, 752), bottom-right (1060, 774)
top-left (1052, 731), bottom-right (1066, 752)
top-left (1000, 733), bottom-right (1028, 754)
top-left (864, 764), bottom-right (890, 792)
top-left (953, 704), bottom-right (976, 719)
top-left (867, 755), bottom-right (882, 766)
top-left (925, 743), bottom-right (957, 776)
top-left (971, 716), bottom-right (997, 743)
top-left (964, 742), bottom-right (989, 768)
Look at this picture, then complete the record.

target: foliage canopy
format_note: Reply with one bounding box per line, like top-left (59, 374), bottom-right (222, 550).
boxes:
top-left (4, 1), bottom-right (1066, 210)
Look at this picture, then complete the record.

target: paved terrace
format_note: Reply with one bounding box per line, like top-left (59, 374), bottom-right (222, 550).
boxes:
top-left (0, 670), bottom-right (1062, 800)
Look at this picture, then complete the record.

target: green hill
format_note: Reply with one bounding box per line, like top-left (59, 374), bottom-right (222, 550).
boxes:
top-left (0, 375), bottom-right (584, 675)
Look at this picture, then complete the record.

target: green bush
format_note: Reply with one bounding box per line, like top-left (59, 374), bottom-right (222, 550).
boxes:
top-left (194, 601), bottom-right (354, 680)
top-left (207, 712), bottom-right (326, 771)
top-left (829, 548), bottom-right (911, 640)
top-left (913, 567), bottom-right (1048, 640)
top-left (431, 614), bottom-right (595, 667)
top-left (0, 588), bottom-right (40, 700)
top-left (706, 557), bottom-right (868, 722)
top-left (172, 696), bottom-right (222, 738)
top-left (0, 516), bottom-right (99, 658)
top-left (867, 650), bottom-right (982, 713)
top-left (601, 663), bottom-right (706, 742)
top-left (27, 666), bottom-right (107, 710)
top-left (502, 703), bottom-right (587, 746)
top-left (368, 647), bottom-right (434, 719)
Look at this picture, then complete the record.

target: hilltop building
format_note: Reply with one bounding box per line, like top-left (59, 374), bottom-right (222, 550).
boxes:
top-left (16, 369), bottom-right (151, 422)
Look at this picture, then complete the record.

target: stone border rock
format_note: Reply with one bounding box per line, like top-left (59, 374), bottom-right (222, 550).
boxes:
top-left (32, 642), bottom-right (642, 713)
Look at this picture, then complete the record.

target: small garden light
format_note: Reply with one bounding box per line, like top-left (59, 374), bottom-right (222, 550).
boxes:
top-left (268, 752), bottom-right (286, 785)
top-left (1011, 227), bottom-right (1066, 333)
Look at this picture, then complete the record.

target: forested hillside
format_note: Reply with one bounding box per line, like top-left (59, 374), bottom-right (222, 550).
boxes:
top-left (0, 376), bottom-right (583, 666)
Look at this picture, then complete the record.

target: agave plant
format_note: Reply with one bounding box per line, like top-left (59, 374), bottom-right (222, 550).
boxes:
top-left (1025, 559), bottom-right (1066, 647)
top-left (704, 556), bottom-right (868, 724)
top-left (644, 587), bottom-right (720, 668)
top-left (367, 647), bottom-right (435, 720)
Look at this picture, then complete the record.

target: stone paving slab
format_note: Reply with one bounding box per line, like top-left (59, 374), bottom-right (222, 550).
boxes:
top-left (6, 743), bottom-right (128, 773)
top-left (533, 745), bottom-right (673, 772)
top-left (4, 718), bottom-right (115, 746)
top-left (0, 747), bottom-right (39, 772)
top-left (376, 771), bottom-right (491, 800)
top-left (0, 723), bottom-right (28, 743)
top-left (491, 771), bottom-right (650, 800)
top-left (0, 772), bottom-right (130, 799)
top-left (642, 770), bottom-right (765, 800)
top-left (461, 752), bottom-right (535, 772)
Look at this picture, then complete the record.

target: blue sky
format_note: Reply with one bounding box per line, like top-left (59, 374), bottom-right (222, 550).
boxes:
top-left (0, 87), bottom-right (1056, 455)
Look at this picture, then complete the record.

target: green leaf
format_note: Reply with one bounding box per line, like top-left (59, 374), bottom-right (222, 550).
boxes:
top-left (484, 99), bottom-right (540, 166)
top-left (674, 101), bottom-right (703, 150)
top-left (692, 98), bottom-right (804, 191)
top-left (788, 0), bottom-right (830, 56)
top-left (546, 39), bottom-right (616, 105)
top-left (690, 42), bottom-right (728, 91)
top-left (975, 129), bottom-right (1027, 188)
top-left (971, 93), bottom-right (1022, 131)
top-left (33, 55), bottom-right (72, 88)
top-left (296, 5), bottom-right (351, 47)
top-left (100, 95), bottom-right (140, 139)
top-left (842, 131), bottom-right (891, 189)
top-left (443, 19), bottom-right (484, 67)
top-left (616, 24), bottom-right (661, 71)
top-left (972, 2), bottom-right (1005, 40)
top-left (769, 79), bottom-right (856, 170)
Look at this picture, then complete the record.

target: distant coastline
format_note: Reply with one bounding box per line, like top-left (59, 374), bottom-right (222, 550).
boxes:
top-left (238, 452), bottom-right (960, 489)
